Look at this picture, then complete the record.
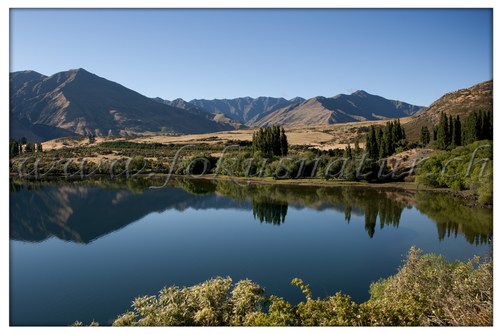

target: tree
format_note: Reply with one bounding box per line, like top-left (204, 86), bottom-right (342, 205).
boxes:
top-left (24, 142), bottom-right (35, 153)
top-left (36, 142), bottom-right (43, 152)
top-left (252, 126), bottom-right (288, 158)
top-left (420, 126), bottom-right (430, 144)
top-left (436, 112), bottom-right (450, 150)
top-left (343, 143), bottom-right (352, 158)
top-left (280, 127), bottom-right (288, 156)
top-left (354, 136), bottom-right (361, 156)
top-left (365, 125), bottom-right (379, 160)
top-left (10, 140), bottom-right (19, 158)
top-left (451, 116), bottom-right (461, 147)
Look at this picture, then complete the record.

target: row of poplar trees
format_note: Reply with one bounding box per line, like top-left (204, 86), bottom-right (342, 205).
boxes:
top-left (10, 139), bottom-right (43, 158)
top-left (252, 125), bottom-right (288, 158)
top-left (432, 110), bottom-right (492, 150)
top-left (363, 119), bottom-right (406, 160)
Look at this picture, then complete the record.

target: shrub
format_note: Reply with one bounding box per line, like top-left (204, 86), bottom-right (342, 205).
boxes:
top-left (364, 246), bottom-right (492, 326)
top-left (78, 247), bottom-right (492, 327)
top-left (112, 277), bottom-right (266, 326)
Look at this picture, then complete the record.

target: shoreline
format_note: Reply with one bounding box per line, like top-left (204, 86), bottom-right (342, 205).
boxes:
top-left (9, 171), bottom-right (483, 197)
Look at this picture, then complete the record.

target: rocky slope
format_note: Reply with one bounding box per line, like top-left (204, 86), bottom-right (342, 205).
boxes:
top-left (10, 69), bottom-right (244, 141)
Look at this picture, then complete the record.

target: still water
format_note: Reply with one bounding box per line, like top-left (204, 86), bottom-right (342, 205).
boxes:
top-left (9, 177), bottom-right (492, 326)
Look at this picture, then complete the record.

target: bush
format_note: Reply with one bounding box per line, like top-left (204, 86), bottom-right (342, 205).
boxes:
top-left (77, 246), bottom-right (492, 326)
top-left (416, 140), bottom-right (492, 203)
top-left (364, 246), bottom-right (492, 326)
top-left (112, 277), bottom-right (266, 326)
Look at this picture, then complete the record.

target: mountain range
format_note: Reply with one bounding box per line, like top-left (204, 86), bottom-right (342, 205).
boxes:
top-left (157, 92), bottom-right (425, 128)
top-left (10, 69), bottom-right (245, 142)
top-left (10, 68), bottom-right (427, 142)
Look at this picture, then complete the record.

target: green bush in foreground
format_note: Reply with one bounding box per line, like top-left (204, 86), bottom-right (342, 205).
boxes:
top-left (75, 246), bottom-right (492, 326)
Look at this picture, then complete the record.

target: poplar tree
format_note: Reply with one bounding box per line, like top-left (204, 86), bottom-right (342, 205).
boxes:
top-left (252, 126), bottom-right (288, 158)
top-left (280, 127), bottom-right (288, 156)
top-left (10, 140), bottom-right (19, 158)
top-left (365, 125), bottom-right (379, 160)
top-left (354, 136), bottom-right (361, 156)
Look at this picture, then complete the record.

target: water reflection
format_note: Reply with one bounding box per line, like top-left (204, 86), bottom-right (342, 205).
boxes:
top-left (252, 199), bottom-right (288, 225)
top-left (9, 177), bottom-right (492, 244)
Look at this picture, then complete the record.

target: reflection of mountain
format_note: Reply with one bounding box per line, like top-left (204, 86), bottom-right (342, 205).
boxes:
top-left (10, 178), bottom-right (492, 244)
top-left (9, 180), bottom-right (249, 244)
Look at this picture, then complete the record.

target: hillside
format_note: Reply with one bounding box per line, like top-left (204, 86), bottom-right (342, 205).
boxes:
top-left (10, 69), bottom-right (243, 141)
top-left (153, 98), bottom-right (246, 130)
top-left (253, 90), bottom-right (425, 127)
top-left (189, 96), bottom-right (305, 125)
top-left (404, 79), bottom-right (493, 141)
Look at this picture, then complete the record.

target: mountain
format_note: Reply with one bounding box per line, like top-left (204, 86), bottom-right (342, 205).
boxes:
top-left (404, 79), bottom-right (493, 141)
top-left (10, 68), bottom-right (429, 142)
top-left (10, 69), bottom-right (243, 141)
top-left (152, 97), bottom-right (246, 130)
top-left (188, 96), bottom-right (306, 125)
top-left (252, 90), bottom-right (425, 127)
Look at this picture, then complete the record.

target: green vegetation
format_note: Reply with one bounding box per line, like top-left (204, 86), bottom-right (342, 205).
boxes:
top-left (10, 139), bottom-right (43, 158)
top-left (374, 119), bottom-right (406, 159)
top-left (251, 125), bottom-right (288, 158)
top-left (99, 141), bottom-right (166, 150)
top-left (413, 191), bottom-right (492, 245)
top-left (433, 110), bottom-right (492, 150)
top-left (74, 246), bottom-right (491, 326)
top-left (419, 126), bottom-right (430, 144)
top-left (416, 140), bottom-right (492, 204)
top-left (175, 154), bottom-right (219, 176)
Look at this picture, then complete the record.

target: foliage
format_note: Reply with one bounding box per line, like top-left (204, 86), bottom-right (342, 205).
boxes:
top-left (252, 125), bottom-right (288, 158)
top-left (434, 110), bottom-right (492, 150)
top-left (364, 246), bottom-right (492, 326)
top-left (415, 140), bottom-right (492, 203)
top-left (419, 126), bottom-right (430, 144)
top-left (24, 142), bottom-right (35, 153)
top-left (99, 141), bottom-right (166, 150)
top-left (112, 277), bottom-right (266, 326)
top-left (9, 139), bottom-right (20, 158)
top-left (105, 247), bottom-right (492, 326)
top-left (376, 119), bottom-right (406, 159)
top-left (175, 154), bottom-right (218, 176)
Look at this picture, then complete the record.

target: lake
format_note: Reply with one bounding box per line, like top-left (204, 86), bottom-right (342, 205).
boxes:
top-left (9, 177), bottom-right (493, 326)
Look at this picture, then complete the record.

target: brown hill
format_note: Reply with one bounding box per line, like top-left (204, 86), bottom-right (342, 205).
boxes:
top-left (153, 98), bottom-right (246, 130)
top-left (10, 69), bottom-right (243, 141)
top-left (253, 91), bottom-right (425, 127)
top-left (404, 79), bottom-right (493, 141)
top-left (189, 96), bottom-right (305, 125)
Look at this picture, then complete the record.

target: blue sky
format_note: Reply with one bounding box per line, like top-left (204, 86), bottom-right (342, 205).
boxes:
top-left (10, 8), bottom-right (492, 107)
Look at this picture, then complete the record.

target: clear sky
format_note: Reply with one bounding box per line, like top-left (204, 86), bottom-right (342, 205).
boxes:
top-left (10, 8), bottom-right (492, 107)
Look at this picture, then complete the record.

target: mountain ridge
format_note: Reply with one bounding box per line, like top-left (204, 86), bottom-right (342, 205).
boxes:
top-left (253, 90), bottom-right (425, 127)
top-left (10, 68), bottom-right (431, 142)
top-left (10, 68), bottom-right (244, 141)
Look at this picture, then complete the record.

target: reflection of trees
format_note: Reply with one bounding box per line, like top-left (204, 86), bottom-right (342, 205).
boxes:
top-left (10, 176), bottom-right (492, 244)
top-left (213, 181), bottom-right (407, 237)
top-left (175, 178), bottom-right (217, 196)
top-left (414, 192), bottom-right (492, 245)
top-left (252, 199), bottom-right (288, 226)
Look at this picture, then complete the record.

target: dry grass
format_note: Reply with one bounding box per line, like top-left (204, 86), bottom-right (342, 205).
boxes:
top-left (41, 117), bottom-right (415, 153)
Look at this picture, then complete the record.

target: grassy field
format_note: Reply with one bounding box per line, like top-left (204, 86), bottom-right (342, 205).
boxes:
top-left (41, 116), bottom-right (416, 152)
